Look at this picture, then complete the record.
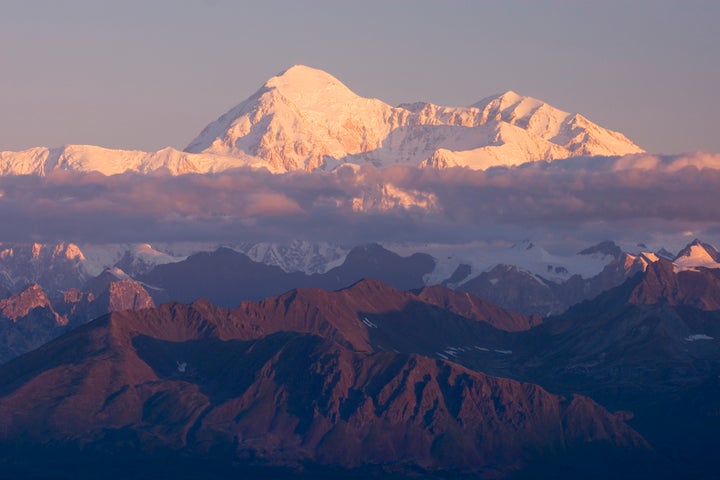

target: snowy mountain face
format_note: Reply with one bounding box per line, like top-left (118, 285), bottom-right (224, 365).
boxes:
top-left (0, 242), bottom-right (188, 297)
top-left (4, 238), bottom-right (719, 304)
top-left (397, 239), bottom-right (691, 315)
top-left (75, 243), bottom-right (186, 278)
top-left (110, 243), bottom-right (187, 277)
top-left (398, 239), bottom-right (619, 287)
top-left (0, 240), bottom-right (346, 299)
top-left (0, 65), bottom-right (643, 176)
top-left (234, 240), bottom-right (348, 274)
top-left (673, 239), bottom-right (720, 270)
top-left (185, 65), bottom-right (644, 172)
top-left (2, 237), bottom-right (720, 319)
top-left (0, 242), bottom-right (89, 295)
top-left (0, 145), bottom-right (260, 176)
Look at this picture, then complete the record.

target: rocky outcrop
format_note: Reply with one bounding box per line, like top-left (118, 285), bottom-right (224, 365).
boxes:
top-left (0, 280), bottom-right (154, 365)
top-left (0, 284), bottom-right (57, 322)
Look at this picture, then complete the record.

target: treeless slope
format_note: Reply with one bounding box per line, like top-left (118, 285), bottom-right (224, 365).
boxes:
top-left (0, 305), bottom-right (646, 476)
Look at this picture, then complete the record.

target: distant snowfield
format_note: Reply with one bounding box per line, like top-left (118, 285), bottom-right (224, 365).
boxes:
top-left (386, 236), bottom-right (720, 288)
top-left (78, 243), bottom-right (187, 277)
top-left (389, 240), bottom-right (612, 283)
top-left (76, 241), bottom-right (350, 277)
top-left (85, 236), bottom-right (712, 285)
top-left (2, 236), bottom-right (720, 306)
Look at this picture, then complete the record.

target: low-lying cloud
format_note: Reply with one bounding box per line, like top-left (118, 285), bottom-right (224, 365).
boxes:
top-left (2, 152), bottom-right (720, 249)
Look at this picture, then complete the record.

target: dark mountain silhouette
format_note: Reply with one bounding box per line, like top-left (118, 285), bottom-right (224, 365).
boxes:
top-left (577, 240), bottom-right (623, 258)
top-left (140, 244), bottom-right (435, 307)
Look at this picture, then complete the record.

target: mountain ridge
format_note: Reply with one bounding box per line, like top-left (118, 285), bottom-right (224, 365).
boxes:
top-left (0, 65), bottom-right (643, 176)
top-left (0, 279), bottom-right (650, 477)
top-left (186, 65), bottom-right (643, 172)
top-left (4, 248), bottom-right (720, 476)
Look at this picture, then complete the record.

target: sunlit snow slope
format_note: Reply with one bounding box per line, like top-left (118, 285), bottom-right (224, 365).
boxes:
top-left (1, 65), bottom-right (643, 175)
top-left (186, 65), bottom-right (644, 172)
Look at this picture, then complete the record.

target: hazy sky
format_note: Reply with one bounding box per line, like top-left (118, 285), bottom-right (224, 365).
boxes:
top-left (0, 0), bottom-right (718, 155)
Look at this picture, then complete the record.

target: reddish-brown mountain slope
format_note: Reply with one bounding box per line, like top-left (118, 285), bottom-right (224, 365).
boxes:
top-left (0, 280), bottom-right (155, 365)
top-left (628, 258), bottom-right (720, 310)
top-left (0, 298), bottom-right (646, 476)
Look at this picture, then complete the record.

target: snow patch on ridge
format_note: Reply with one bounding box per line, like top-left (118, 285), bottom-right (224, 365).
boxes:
top-left (685, 334), bottom-right (714, 342)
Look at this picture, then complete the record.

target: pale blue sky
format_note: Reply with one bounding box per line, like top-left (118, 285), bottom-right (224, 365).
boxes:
top-left (1, 0), bottom-right (718, 154)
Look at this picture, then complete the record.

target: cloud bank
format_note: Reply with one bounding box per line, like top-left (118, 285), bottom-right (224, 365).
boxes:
top-left (1, 152), bottom-right (720, 249)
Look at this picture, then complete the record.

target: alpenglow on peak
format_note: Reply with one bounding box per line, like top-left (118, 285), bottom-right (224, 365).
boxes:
top-left (263, 65), bottom-right (361, 106)
top-left (0, 65), bottom-right (644, 176)
top-left (185, 64), bottom-right (643, 172)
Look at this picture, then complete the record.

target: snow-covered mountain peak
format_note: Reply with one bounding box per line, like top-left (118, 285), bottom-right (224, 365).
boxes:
top-left (469, 91), bottom-right (642, 158)
top-left (183, 66), bottom-right (646, 172)
top-left (472, 90), bottom-right (548, 119)
top-left (263, 65), bottom-right (361, 108)
top-left (674, 239), bottom-right (720, 270)
top-left (496, 90), bottom-right (522, 100)
top-left (51, 242), bottom-right (85, 261)
top-left (471, 90), bottom-right (555, 128)
top-left (2, 66), bottom-right (644, 176)
top-left (184, 65), bottom-right (400, 171)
